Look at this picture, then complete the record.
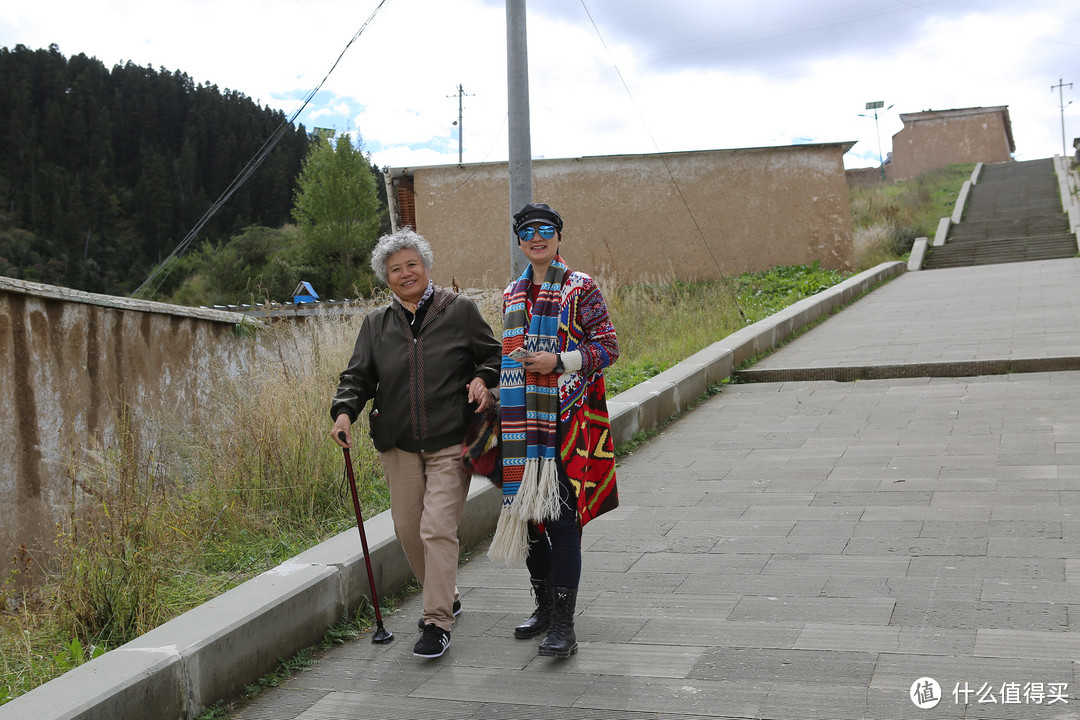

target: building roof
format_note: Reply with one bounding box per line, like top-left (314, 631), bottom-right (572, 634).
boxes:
top-left (292, 281), bottom-right (319, 299)
top-left (898, 106), bottom-right (1014, 152)
top-left (384, 141), bottom-right (858, 180)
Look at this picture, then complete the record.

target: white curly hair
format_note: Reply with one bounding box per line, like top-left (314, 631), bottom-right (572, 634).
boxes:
top-left (370, 227), bottom-right (434, 284)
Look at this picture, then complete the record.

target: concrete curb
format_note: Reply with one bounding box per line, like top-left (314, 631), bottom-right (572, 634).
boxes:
top-left (907, 237), bottom-right (929, 270)
top-left (932, 216), bottom-right (951, 246)
top-left (951, 179), bottom-right (971, 224)
top-left (1053, 154), bottom-right (1080, 250)
top-left (0, 260), bottom-right (905, 720)
top-left (932, 162), bottom-right (981, 248)
top-left (1, 480), bottom-right (501, 720)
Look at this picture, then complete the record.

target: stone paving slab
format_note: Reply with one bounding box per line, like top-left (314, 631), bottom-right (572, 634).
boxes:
top-left (740, 259), bottom-right (1080, 382)
top-left (229, 372), bottom-right (1080, 719)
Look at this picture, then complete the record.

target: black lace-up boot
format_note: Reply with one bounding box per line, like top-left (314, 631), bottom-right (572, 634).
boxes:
top-left (514, 575), bottom-right (554, 639)
top-left (537, 586), bottom-right (578, 657)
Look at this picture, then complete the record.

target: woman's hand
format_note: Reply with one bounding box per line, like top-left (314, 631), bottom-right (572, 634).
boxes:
top-left (467, 377), bottom-right (496, 411)
top-left (521, 351), bottom-right (559, 375)
top-left (332, 413), bottom-right (352, 448)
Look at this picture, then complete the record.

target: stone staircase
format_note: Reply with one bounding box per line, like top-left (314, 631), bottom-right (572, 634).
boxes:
top-left (923, 158), bottom-right (1077, 269)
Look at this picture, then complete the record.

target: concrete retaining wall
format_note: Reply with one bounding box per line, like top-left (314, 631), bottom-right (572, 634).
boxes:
top-left (1053, 155), bottom-right (1080, 251)
top-left (0, 260), bottom-right (905, 720)
top-left (0, 276), bottom-right (258, 560)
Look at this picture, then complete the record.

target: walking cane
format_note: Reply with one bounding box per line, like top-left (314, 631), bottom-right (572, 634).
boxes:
top-left (338, 432), bottom-right (394, 644)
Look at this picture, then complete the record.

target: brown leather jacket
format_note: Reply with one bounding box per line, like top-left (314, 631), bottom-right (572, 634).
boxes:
top-left (331, 287), bottom-right (501, 453)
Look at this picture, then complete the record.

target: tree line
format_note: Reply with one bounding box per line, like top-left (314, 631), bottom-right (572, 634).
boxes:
top-left (168, 133), bottom-right (389, 307)
top-left (0, 44), bottom-right (388, 302)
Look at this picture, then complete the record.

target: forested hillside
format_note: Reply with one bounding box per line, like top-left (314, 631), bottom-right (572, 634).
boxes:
top-left (0, 44), bottom-right (311, 296)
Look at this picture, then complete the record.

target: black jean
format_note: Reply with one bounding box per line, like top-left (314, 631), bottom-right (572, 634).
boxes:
top-left (523, 460), bottom-right (582, 588)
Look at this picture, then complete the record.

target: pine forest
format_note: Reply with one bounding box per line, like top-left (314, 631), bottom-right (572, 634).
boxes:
top-left (0, 44), bottom-right (387, 303)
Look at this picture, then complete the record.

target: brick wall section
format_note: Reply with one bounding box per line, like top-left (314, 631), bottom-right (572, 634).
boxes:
top-left (387, 143), bottom-right (856, 289)
top-left (890, 106), bottom-right (1014, 180)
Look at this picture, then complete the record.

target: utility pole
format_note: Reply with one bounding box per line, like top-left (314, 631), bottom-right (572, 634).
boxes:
top-left (1052, 77), bottom-right (1073, 158)
top-left (448, 84), bottom-right (473, 164)
top-left (506, 0), bottom-right (531, 278)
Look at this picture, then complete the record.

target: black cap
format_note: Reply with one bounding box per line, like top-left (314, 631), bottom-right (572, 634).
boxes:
top-left (512, 202), bottom-right (563, 234)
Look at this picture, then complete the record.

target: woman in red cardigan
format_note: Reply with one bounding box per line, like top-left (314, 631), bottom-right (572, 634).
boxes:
top-left (491, 202), bottom-right (620, 658)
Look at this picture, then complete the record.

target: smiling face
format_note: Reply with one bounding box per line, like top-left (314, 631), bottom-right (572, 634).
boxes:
top-left (385, 248), bottom-right (430, 305)
top-left (517, 221), bottom-right (562, 273)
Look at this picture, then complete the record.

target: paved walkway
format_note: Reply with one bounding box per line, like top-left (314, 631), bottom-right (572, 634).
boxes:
top-left (233, 259), bottom-right (1080, 720)
top-left (738, 259), bottom-right (1080, 382)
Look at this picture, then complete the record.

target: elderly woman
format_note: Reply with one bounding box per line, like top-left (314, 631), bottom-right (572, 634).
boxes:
top-left (332, 228), bottom-right (501, 659)
top-left (490, 202), bottom-right (619, 658)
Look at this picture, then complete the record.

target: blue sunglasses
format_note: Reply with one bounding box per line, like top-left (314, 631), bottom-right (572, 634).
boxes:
top-left (517, 225), bottom-right (557, 241)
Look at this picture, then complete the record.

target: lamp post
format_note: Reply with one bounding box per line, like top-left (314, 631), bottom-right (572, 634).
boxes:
top-left (859, 100), bottom-right (892, 182)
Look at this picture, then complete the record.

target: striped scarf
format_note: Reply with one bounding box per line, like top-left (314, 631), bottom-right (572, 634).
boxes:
top-left (489, 258), bottom-right (566, 562)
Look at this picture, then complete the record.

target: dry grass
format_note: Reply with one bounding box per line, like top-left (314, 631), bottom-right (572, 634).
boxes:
top-left (1, 307), bottom-right (386, 703)
top-left (847, 162), bottom-right (974, 266)
top-left (852, 222), bottom-right (897, 270)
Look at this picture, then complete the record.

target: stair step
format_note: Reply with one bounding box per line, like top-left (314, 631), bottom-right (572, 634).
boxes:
top-left (952, 215), bottom-right (1069, 229)
top-left (925, 158), bottom-right (1075, 269)
top-left (924, 245), bottom-right (1077, 269)
top-left (931, 237), bottom-right (1076, 252)
top-left (946, 233), bottom-right (1076, 246)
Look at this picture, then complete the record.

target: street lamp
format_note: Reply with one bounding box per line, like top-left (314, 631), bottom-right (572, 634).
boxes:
top-left (859, 100), bottom-right (893, 182)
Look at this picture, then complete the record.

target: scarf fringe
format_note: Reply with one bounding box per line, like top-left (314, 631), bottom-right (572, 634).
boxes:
top-left (527, 458), bottom-right (562, 522)
top-left (512, 458), bottom-right (539, 519)
top-left (510, 457), bottom-right (562, 523)
top-left (488, 505), bottom-right (529, 564)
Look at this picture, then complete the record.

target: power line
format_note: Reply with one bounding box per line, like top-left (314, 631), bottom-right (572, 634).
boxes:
top-left (577, 0), bottom-right (745, 320)
top-left (451, 113), bottom-right (508, 194)
top-left (131, 0), bottom-right (391, 301)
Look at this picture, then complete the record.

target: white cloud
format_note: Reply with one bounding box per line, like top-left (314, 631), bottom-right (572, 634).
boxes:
top-left (2, 0), bottom-right (1078, 172)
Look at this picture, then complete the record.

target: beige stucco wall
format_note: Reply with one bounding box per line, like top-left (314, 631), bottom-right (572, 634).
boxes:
top-left (846, 164), bottom-right (896, 187)
top-left (394, 144), bottom-right (855, 289)
top-left (890, 109), bottom-right (1013, 180)
top-left (0, 277), bottom-right (257, 558)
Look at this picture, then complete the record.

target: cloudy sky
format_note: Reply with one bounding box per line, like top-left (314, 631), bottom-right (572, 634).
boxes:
top-left (3, 0), bottom-right (1079, 171)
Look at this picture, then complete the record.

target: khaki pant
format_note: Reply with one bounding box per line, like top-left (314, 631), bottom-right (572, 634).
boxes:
top-left (379, 444), bottom-right (469, 631)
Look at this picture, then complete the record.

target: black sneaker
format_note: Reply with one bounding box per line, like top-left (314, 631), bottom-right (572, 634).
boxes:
top-left (413, 623), bottom-right (450, 658)
top-left (417, 599), bottom-right (461, 630)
